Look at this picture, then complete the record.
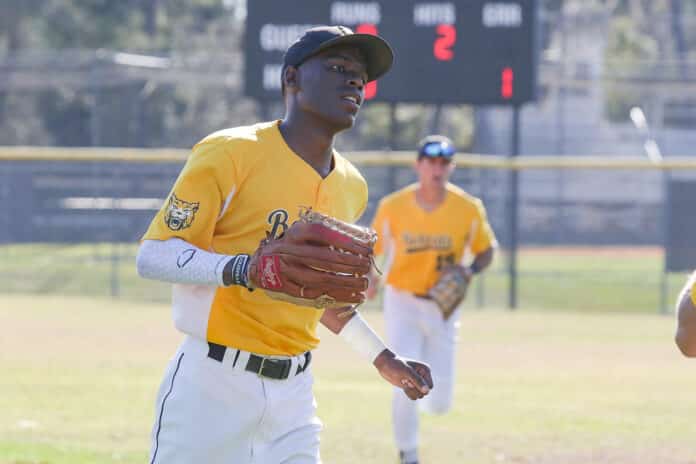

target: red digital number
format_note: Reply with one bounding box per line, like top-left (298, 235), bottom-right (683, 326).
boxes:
top-left (501, 67), bottom-right (514, 99)
top-left (356, 23), bottom-right (378, 100)
top-left (434, 24), bottom-right (456, 61)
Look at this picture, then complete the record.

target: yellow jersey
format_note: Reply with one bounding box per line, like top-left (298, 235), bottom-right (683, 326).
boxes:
top-left (143, 120), bottom-right (368, 355)
top-left (371, 183), bottom-right (497, 295)
top-left (691, 279), bottom-right (696, 306)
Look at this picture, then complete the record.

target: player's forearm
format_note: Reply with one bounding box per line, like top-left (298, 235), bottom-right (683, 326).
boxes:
top-left (136, 238), bottom-right (249, 287)
top-left (327, 310), bottom-right (389, 363)
top-left (327, 309), bottom-right (432, 400)
top-left (320, 306), bottom-right (354, 333)
top-left (675, 272), bottom-right (696, 357)
top-left (469, 247), bottom-right (494, 274)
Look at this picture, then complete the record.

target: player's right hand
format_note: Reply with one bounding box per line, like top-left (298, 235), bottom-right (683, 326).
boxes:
top-left (373, 349), bottom-right (433, 400)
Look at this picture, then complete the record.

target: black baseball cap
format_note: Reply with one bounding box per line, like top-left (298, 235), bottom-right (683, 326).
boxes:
top-left (283, 25), bottom-right (394, 83)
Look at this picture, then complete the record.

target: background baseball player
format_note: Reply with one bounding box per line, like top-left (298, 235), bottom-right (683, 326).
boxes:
top-left (367, 135), bottom-right (497, 464)
top-left (675, 270), bottom-right (696, 356)
top-left (136, 26), bottom-right (432, 464)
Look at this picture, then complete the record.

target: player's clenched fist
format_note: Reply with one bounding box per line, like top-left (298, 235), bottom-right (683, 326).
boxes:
top-left (373, 350), bottom-right (434, 400)
top-left (246, 208), bottom-right (377, 309)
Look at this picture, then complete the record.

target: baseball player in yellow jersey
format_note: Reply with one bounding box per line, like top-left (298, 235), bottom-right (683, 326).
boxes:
top-left (367, 135), bottom-right (497, 464)
top-left (136, 26), bottom-right (433, 464)
top-left (675, 271), bottom-right (696, 356)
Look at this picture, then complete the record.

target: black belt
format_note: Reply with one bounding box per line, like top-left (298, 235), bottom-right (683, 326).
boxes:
top-left (414, 293), bottom-right (432, 300)
top-left (207, 342), bottom-right (311, 380)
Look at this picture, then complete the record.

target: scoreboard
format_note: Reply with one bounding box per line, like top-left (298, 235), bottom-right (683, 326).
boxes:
top-left (244, 0), bottom-right (537, 105)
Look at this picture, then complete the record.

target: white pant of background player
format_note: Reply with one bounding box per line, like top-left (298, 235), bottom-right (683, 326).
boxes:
top-left (384, 285), bottom-right (459, 455)
top-left (149, 336), bottom-right (321, 464)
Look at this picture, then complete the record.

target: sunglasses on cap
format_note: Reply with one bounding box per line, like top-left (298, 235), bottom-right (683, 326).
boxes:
top-left (419, 141), bottom-right (455, 158)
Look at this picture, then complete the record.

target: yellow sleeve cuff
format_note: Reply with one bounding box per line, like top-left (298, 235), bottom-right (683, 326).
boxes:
top-left (691, 281), bottom-right (696, 307)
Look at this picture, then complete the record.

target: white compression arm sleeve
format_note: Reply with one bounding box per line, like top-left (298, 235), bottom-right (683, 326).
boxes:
top-left (136, 238), bottom-right (233, 286)
top-left (338, 312), bottom-right (388, 363)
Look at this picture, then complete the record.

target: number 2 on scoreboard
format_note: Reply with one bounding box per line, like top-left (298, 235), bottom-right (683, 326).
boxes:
top-left (434, 24), bottom-right (456, 61)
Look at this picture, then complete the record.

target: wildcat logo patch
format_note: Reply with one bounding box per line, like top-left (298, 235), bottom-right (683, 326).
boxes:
top-left (164, 194), bottom-right (199, 231)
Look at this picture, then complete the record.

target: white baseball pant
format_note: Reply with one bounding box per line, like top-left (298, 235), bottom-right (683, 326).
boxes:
top-left (149, 335), bottom-right (321, 464)
top-left (383, 285), bottom-right (459, 453)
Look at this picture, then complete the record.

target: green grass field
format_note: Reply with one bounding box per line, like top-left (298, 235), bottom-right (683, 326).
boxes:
top-left (2, 293), bottom-right (695, 464)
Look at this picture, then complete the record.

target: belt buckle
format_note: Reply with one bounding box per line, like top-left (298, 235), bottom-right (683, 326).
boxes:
top-left (257, 357), bottom-right (291, 379)
top-left (257, 357), bottom-right (268, 378)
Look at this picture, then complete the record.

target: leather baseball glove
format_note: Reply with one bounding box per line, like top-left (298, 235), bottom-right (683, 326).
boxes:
top-left (428, 265), bottom-right (471, 319)
top-left (247, 207), bottom-right (377, 309)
